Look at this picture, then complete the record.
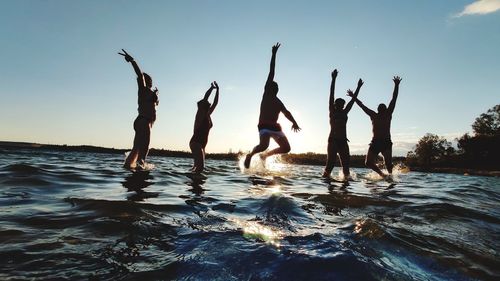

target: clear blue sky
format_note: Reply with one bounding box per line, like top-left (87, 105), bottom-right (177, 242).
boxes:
top-left (1, 0), bottom-right (499, 156)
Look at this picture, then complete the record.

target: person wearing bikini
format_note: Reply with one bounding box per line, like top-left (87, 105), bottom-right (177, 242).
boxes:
top-left (190, 81), bottom-right (219, 173)
top-left (119, 49), bottom-right (159, 169)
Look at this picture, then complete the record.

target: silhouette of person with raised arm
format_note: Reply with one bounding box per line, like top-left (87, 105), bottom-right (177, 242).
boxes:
top-left (348, 76), bottom-right (402, 178)
top-left (190, 81), bottom-right (219, 173)
top-left (244, 43), bottom-right (301, 169)
top-left (323, 68), bottom-right (363, 180)
top-left (118, 49), bottom-right (159, 169)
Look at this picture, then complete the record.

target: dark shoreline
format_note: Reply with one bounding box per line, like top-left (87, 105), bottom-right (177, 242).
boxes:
top-left (408, 167), bottom-right (500, 177)
top-left (1, 141), bottom-right (498, 177)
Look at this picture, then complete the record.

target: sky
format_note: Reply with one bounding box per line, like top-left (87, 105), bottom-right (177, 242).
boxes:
top-left (0, 0), bottom-right (499, 156)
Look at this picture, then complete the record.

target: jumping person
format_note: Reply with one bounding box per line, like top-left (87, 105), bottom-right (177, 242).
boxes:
top-left (347, 76), bottom-right (402, 178)
top-left (119, 49), bottom-right (159, 169)
top-left (323, 69), bottom-right (363, 180)
top-left (190, 81), bottom-right (219, 173)
top-left (244, 42), bottom-right (301, 169)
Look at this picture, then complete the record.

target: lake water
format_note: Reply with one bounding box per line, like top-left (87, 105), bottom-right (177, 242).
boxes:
top-left (0, 148), bottom-right (499, 280)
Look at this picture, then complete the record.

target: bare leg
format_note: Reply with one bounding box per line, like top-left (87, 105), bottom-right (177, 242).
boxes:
top-left (338, 146), bottom-right (350, 180)
top-left (124, 118), bottom-right (143, 168)
top-left (381, 148), bottom-right (393, 174)
top-left (124, 149), bottom-right (139, 169)
top-left (365, 149), bottom-right (386, 177)
top-left (323, 141), bottom-right (337, 177)
top-left (261, 135), bottom-right (291, 159)
top-left (244, 134), bottom-right (270, 168)
top-left (137, 121), bottom-right (152, 165)
top-left (190, 141), bottom-right (205, 173)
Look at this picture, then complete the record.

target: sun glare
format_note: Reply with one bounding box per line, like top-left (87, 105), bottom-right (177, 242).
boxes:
top-left (230, 218), bottom-right (284, 247)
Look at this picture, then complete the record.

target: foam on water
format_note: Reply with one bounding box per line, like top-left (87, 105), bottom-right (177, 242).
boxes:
top-left (123, 151), bottom-right (156, 171)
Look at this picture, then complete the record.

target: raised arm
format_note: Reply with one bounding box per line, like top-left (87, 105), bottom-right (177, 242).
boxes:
top-left (119, 49), bottom-right (144, 87)
top-left (388, 76), bottom-right (401, 114)
top-left (202, 83), bottom-right (215, 101)
top-left (209, 81), bottom-right (219, 114)
top-left (344, 79), bottom-right (364, 113)
top-left (329, 69), bottom-right (338, 110)
top-left (347, 91), bottom-right (376, 118)
top-left (266, 42), bottom-right (281, 84)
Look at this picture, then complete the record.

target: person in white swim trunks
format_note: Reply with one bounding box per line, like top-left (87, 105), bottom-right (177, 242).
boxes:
top-left (244, 43), bottom-right (301, 168)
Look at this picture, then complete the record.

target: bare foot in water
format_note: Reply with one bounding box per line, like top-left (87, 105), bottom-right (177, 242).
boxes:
top-left (136, 160), bottom-right (146, 171)
top-left (322, 170), bottom-right (331, 178)
top-left (384, 174), bottom-right (393, 182)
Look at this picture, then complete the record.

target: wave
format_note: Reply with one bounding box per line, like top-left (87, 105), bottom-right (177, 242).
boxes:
top-left (0, 151), bottom-right (498, 280)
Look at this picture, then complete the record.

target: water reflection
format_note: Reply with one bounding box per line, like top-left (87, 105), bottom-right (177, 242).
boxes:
top-left (249, 175), bottom-right (277, 186)
top-left (185, 173), bottom-right (207, 196)
top-left (324, 178), bottom-right (350, 190)
top-left (121, 171), bottom-right (158, 201)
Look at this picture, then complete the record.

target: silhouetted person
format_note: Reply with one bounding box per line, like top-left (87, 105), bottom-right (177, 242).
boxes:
top-left (119, 49), bottom-right (159, 169)
top-left (190, 81), bottom-right (219, 173)
top-left (244, 43), bottom-right (301, 168)
top-left (348, 76), bottom-right (402, 178)
top-left (323, 69), bottom-right (363, 180)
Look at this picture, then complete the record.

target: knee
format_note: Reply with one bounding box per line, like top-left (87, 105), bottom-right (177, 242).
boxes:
top-left (282, 144), bottom-right (291, 153)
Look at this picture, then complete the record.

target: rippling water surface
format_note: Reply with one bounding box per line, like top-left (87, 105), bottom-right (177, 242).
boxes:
top-left (0, 149), bottom-right (499, 280)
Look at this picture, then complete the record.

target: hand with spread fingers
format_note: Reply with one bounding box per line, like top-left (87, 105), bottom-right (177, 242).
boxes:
top-left (272, 42), bottom-right (281, 54)
top-left (292, 122), bottom-right (301, 132)
top-left (347, 89), bottom-right (355, 98)
top-left (393, 76), bottom-right (402, 85)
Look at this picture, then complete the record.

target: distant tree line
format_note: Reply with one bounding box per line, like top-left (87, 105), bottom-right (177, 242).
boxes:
top-left (1, 141), bottom-right (408, 169)
top-left (407, 105), bottom-right (500, 170)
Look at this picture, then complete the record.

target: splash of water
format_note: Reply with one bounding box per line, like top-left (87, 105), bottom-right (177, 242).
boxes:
top-left (393, 162), bottom-right (410, 176)
top-left (124, 151), bottom-right (155, 171)
top-left (238, 154), bottom-right (290, 176)
top-left (362, 162), bottom-right (409, 182)
top-left (331, 169), bottom-right (359, 182)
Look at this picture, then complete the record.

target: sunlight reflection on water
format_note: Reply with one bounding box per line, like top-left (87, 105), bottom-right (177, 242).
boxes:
top-left (0, 149), bottom-right (498, 280)
top-left (230, 218), bottom-right (284, 247)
